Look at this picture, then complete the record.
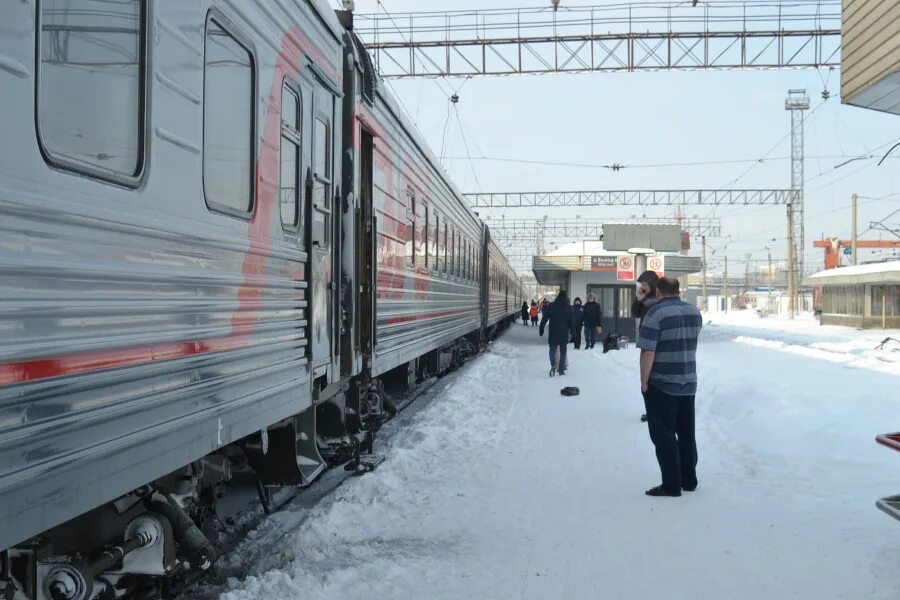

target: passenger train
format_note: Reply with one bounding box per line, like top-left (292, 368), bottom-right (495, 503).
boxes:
top-left (0, 2), bottom-right (525, 598)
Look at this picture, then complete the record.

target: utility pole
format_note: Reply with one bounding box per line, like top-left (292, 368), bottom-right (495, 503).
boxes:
top-left (701, 235), bottom-right (707, 311)
top-left (766, 246), bottom-right (773, 313)
top-left (787, 206), bottom-right (796, 318)
top-left (851, 193), bottom-right (858, 265)
top-left (723, 255), bottom-right (729, 313)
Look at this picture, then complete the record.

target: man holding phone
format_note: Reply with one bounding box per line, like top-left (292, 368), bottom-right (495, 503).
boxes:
top-left (632, 271), bottom-right (659, 422)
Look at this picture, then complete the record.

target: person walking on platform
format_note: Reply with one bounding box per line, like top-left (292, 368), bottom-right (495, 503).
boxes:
top-left (539, 291), bottom-right (572, 377)
top-left (633, 270), bottom-right (659, 422)
top-left (582, 294), bottom-right (602, 349)
top-left (570, 297), bottom-right (584, 349)
top-left (637, 277), bottom-right (702, 498)
top-left (529, 301), bottom-right (539, 326)
top-left (521, 301), bottom-right (529, 326)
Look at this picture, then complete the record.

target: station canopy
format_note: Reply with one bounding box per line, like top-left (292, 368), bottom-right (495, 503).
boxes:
top-left (803, 260), bottom-right (900, 286)
top-left (532, 240), bottom-right (702, 286)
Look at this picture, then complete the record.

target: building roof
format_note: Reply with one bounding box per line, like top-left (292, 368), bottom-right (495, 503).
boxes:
top-left (546, 240), bottom-right (612, 256)
top-left (531, 247), bottom-right (702, 285)
top-left (803, 260), bottom-right (900, 286)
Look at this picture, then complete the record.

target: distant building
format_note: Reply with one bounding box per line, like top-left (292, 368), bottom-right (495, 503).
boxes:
top-left (803, 261), bottom-right (900, 328)
top-left (531, 240), bottom-right (702, 340)
top-left (841, 0), bottom-right (900, 115)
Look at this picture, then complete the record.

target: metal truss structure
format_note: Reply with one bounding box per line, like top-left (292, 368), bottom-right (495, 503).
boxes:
top-left (485, 216), bottom-right (720, 274)
top-left (466, 189), bottom-right (793, 208)
top-left (354, 1), bottom-right (840, 78)
top-left (485, 217), bottom-right (720, 247)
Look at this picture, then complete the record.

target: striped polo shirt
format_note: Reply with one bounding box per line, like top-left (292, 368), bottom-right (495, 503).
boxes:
top-left (636, 296), bottom-right (703, 396)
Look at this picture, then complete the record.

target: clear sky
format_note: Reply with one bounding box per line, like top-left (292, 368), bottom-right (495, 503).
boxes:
top-left (342, 0), bottom-right (899, 274)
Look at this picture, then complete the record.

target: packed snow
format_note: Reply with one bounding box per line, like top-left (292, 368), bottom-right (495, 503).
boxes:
top-left (209, 313), bottom-right (900, 600)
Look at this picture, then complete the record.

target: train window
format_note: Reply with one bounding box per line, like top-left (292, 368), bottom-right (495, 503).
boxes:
top-left (204, 20), bottom-right (254, 215)
top-left (37, 0), bottom-right (145, 182)
top-left (451, 228), bottom-right (457, 277)
top-left (456, 233), bottom-right (462, 277)
top-left (442, 223), bottom-right (449, 274)
top-left (405, 191), bottom-right (415, 268)
top-left (280, 86), bottom-right (301, 230)
top-left (431, 211), bottom-right (439, 272)
top-left (423, 207), bottom-right (430, 269)
top-left (312, 116), bottom-right (332, 248)
top-left (406, 190), bottom-right (416, 267)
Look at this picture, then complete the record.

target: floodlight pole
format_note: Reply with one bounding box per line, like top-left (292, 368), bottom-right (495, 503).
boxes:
top-left (785, 89), bottom-right (809, 318)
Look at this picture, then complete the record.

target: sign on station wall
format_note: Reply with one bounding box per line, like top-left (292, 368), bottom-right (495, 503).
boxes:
top-left (648, 255), bottom-right (665, 277)
top-left (617, 255), bottom-right (634, 281)
top-left (590, 256), bottom-right (616, 271)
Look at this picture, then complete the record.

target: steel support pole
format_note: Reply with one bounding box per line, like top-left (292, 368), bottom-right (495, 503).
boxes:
top-left (785, 89), bottom-right (808, 314)
top-left (787, 205), bottom-right (796, 318)
top-left (701, 235), bottom-right (707, 312)
top-left (724, 255), bottom-right (729, 313)
top-left (851, 193), bottom-right (858, 266)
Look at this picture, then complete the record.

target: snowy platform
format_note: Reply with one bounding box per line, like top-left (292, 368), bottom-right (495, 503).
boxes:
top-left (213, 315), bottom-right (900, 600)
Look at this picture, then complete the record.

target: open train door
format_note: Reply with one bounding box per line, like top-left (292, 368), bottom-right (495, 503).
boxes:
top-left (358, 129), bottom-right (376, 366)
top-left (309, 79), bottom-right (338, 378)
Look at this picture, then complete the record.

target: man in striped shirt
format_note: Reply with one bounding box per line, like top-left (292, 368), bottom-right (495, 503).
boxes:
top-left (637, 277), bottom-right (702, 498)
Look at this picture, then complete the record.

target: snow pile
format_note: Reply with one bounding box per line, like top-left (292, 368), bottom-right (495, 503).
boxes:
top-left (215, 323), bottom-right (900, 600)
top-left (706, 310), bottom-right (900, 376)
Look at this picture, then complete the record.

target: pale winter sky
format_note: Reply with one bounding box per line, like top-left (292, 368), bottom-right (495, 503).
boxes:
top-left (340, 0), bottom-right (899, 274)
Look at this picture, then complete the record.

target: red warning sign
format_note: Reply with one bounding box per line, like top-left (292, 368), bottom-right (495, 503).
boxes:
top-left (648, 256), bottom-right (664, 277)
top-left (617, 255), bottom-right (634, 281)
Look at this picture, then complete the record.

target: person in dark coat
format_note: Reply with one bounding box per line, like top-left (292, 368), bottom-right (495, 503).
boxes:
top-left (521, 301), bottom-right (529, 326)
top-left (632, 270), bottom-right (660, 422)
top-left (582, 294), bottom-right (602, 349)
top-left (539, 291), bottom-right (572, 376)
top-left (570, 297), bottom-right (584, 349)
top-left (632, 270), bottom-right (660, 326)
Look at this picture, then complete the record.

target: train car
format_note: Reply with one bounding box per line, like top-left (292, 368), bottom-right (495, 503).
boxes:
top-left (0, 3), bottom-right (521, 598)
top-left (340, 17), bottom-right (485, 386)
top-left (484, 233), bottom-right (520, 330)
top-left (0, 2), bottom-right (350, 597)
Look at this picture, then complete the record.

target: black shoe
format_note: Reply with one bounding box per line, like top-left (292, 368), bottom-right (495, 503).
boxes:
top-left (558, 370), bottom-right (566, 376)
top-left (640, 414), bottom-right (648, 422)
top-left (645, 485), bottom-right (681, 497)
top-left (682, 483), bottom-right (698, 492)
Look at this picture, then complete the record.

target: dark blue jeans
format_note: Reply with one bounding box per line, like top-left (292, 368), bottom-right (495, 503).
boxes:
top-left (584, 325), bottom-right (597, 347)
top-left (549, 344), bottom-right (567, 371)
top-left (643, 384), bottom-right (698, 491)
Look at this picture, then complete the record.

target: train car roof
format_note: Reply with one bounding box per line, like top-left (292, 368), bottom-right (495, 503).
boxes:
top-left (342, 26), bottom-right (481, 230)
top-left (308, 0), bottom-right (346, 41)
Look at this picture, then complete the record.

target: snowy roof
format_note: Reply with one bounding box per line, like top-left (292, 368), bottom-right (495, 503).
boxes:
top-left (803, 260), bottom-right (900, 285)
top-left (546, 240), bottom-right (612, 256)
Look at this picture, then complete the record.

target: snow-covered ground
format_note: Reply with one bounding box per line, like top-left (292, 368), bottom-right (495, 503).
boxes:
top-left (212, 315), bottom-right (900, 600)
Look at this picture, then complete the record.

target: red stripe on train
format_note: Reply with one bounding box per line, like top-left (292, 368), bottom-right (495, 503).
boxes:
top-left (383, 306), bottom-right (474, 325)
top-left (0, 335), bottom-right (248, 386)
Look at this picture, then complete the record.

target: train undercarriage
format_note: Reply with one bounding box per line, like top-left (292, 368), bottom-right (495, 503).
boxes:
top-left (0, 323), bottom-right (511, 600)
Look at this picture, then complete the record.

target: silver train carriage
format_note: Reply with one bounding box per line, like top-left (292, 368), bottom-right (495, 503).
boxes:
top-left (0, 2), bottom-right (521, 599)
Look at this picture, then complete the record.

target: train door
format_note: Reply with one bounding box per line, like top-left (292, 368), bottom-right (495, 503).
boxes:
top-left (309, 83), bottom-right (336, 372)
top-left (359, 129), bottom-right (375, 361)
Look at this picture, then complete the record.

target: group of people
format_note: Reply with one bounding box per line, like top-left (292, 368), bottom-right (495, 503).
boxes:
top-left (520, 293), bottom-right (604, 376)
top-left (527, 270), bottom-right (703, 499)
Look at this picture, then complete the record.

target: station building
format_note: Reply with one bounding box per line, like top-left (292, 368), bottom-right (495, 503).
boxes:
top-left (531, 240), bottom-right (702, 340)
top-left (804, 261), bottom-right (900, 329)
top-left (841, 0), bottom-right (900, 114)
